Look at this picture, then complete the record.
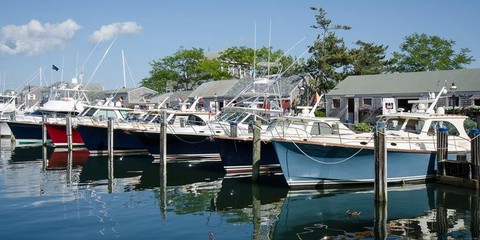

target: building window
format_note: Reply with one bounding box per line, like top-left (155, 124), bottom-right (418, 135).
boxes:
top-left (363, 98), bottom-right (372, 106)
top-left (332, 99), bottom-right (340, 109)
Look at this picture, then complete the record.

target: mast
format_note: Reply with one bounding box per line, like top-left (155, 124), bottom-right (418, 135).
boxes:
top-left (122, 49), bottom-right (126, 88)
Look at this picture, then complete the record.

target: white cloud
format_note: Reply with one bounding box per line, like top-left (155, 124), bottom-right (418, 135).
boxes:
top-left (0, 19), bottom-right (81, 56)
top-left (89, 21), bottom-right (142, 42)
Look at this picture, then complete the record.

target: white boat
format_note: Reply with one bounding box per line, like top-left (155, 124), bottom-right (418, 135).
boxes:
top-left (270, 86), bottom-right (473, 188)
top-left (0, 92), bottom-right (18, 138)
top-left (6, 81), bottom-right (90, 146)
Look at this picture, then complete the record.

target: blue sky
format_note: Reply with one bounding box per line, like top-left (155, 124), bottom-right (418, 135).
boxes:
top-left (1, 0), bottom-right (479, 91)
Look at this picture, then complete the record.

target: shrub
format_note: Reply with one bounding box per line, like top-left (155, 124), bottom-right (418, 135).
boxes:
top-left (354, 122), bottom-right (373, 132)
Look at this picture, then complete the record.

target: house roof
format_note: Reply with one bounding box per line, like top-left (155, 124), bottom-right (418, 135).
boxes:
top-left (189, 79), bottom-right (239, 98)
top-left (326, 68), bottom-right (480, 97)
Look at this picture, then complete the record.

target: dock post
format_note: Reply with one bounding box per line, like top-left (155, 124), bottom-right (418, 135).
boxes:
top-left (107, 118), bottom-right (114, 193)
top-left (107, 117), bottom-right (114, 157)
top-left (159, 111), bottom-right (167, 219)
top-left (437, 127), bottom-right (448, 177)
top-left (66, 115), bottom-right (73, 152)
top-left (66, 148), bottom-right (73, 184)
top-left (42, 115), bottom-right (48, 146)
top-left (159, 111), bottom-right (167, 165)
top-left (470, 129), bottom-right (480, 180)
top-left (374, 201), bottom-right (387, 239)
top-left (252, 119), bottom-right (261, 181)
top-left (41, 115), bottom-right (48, 171)
top-left (374, 120), bottom-right (387, 202)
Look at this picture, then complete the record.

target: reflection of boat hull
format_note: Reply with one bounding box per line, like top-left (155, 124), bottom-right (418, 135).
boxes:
top-left (76, 125), bottom-right (148, 155)
top-left (7, 121), bottom-right (49, 146)
top-left (11, 145), bottom-right (54, 162)
top-left (215, 175), bottom-right (288, 210)
top-left (273, 185), bottom-right (436, 240)
top-left (272, 140), bottom-right (438, 188)
top-left (79, 155), bottom-right (153, 182)
top-left (46, 149), bottom-right (90, 169)
top-left (214, 137), bottom-right (280, 174)
top-left (134, 131), bottom-right (220, 158)
top-left (46, 123), bottom-right (84, 147)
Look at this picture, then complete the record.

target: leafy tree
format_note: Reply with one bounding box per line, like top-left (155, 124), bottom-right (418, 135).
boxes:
top-left (391, 33), bottom-right (475, 72)
top-left (307, 7), bottom-right (352, 94)
top-left (348, 40), bottom-right (393, 75)
top-left (141, 47), bottom-right (231, 92)
top-left (219, 46), bottom-right (305, 78)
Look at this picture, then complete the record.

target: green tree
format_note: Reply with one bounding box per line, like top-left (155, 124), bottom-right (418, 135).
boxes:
top-left (307, 7), bottom-right (352, 94)
top-left (392, 33), bottom-right (475, 72)
top-left (349, 40), bottom-right (393, 75)
top-left (219, 46), bottom-right (305, 78)
top-left (141, 47), bottom-right (231, 92)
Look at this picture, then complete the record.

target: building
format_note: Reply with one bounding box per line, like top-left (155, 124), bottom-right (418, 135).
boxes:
top-left (187, 74), bottom-right (312, 113)
top-left (326, 68), bottom-right (480, 124)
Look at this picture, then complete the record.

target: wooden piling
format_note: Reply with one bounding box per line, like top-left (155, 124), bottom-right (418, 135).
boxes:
top-left (107, 118), bottom-right (114, 193)
top-left (374, 120), bottom-right (387, 202)
top-left (107, 118), bottom-right (114, 157)
top-left (374, 201), bottom-right (387, 239)
top-left (159, 111), bottom-right (167, 165)
top-left (42, 115), bottom-right (48, 146)
top-left (252, 119), bottom-right (261, 181)
top-left (437, 127), bottom-right (448, 176)
top-left (66, 115), bottom-right (73, 152)
top-left (470, 129), bottom-right (480, 180)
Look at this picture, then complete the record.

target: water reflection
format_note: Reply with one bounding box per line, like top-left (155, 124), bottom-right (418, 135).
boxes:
top-left (272, 184), bottom-right (478, 239)
top-left (2, 139), bottom-right (479, 239)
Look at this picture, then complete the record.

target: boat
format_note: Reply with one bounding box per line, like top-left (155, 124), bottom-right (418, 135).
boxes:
top-left (75, 97), bottom-right (217, 157)
top-left (213, 95), bottom-right (332, 174)
top-left (271, 86), bottom-right (473, 188)
top-left (129, 105), bottom-right (222, 159)
top-left (0, 92), bottom-right (18, 138)
top-left (45, 99), bottom-right (135, 148)
top-left (6, 81), bottom-right (90, 146)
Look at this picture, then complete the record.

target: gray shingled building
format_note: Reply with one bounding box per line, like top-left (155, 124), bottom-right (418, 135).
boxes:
top-left (326, 68), bottom-right (480, 124)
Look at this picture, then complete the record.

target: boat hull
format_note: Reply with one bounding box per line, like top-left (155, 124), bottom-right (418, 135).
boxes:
top-left (7, 121), bottom-right (50, 146)
top-left (75, 125), bottom-right (148, 155)
top-left (45, 123), bottom-right (84, 147)
top-left (272, 140), bottom-right (439, 188)
top-left (134, 131), bottom-right (219, 159)
top-left (214, 137), bottom-right (280, 174)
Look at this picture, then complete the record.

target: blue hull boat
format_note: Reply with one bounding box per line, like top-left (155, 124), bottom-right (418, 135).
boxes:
top-left (272, 140), bottom-right (438, 188)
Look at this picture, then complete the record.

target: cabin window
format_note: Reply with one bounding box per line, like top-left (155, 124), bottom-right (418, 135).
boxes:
top-left (310, 122), bottom-right (333, 135)
top-left (429, 121), bottom-right (460, 136)
top-left (386, 119), bottom-right (405, 131)
top-left (404, 119), bottom-right (424, 134)
top-left (332, 99), bottom-right (340, 109)
top-left (187, 115), bottom-right (206, 126)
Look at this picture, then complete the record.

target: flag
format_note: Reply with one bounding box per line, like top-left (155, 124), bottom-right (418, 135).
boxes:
top-left (52, 65), bottom-right (59, 71)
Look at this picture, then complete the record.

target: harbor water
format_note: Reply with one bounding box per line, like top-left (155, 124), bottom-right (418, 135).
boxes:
top-left (0, 138), bottom-right (479, 239)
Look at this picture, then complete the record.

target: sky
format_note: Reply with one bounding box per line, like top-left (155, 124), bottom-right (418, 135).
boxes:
top-left (1, 0), bottom-right (479, 91)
